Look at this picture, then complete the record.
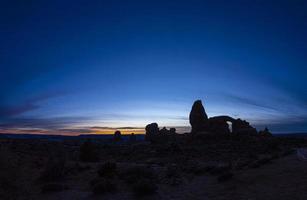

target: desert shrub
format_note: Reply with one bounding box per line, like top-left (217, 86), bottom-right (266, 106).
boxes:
top-left (132, 178), bottom-right (157, 196)
top-left (39, 158), bottom-right (66, 182)
top-left (271, 153), bottom-right (280, 160)
top-left (79, 140), bottom-right (99, 162)
top-left (0, 148), bottom-right (22, 199)
top-left (41, 183), bottom-right (67, 193)
top-left (249, 161), bottom-right (260, 169)
top-left (263, 139), bottom-right (281, 152)
top-left (92, 179), bottom-right (117, 195)
top-left (234, 160), bottom-right (251, 170)
top-left (281, 149), bottom-right (295, 157)
top-left (247, 156), bottom-right (273, 169)
top-left (165, 164), bottom-right (179, 178)
top-left (97, 162), bottom-right (117, 178)
top-left (74, 162), bottom-right (91, 172)
top-left (0, 147), bottom-right (30, 200)
top-left (181, 160), bottom-right (207, 175)
top-left (120, 165), bottom-right (154, 184)
top-left (90, 177), bottom-right (102, 187)
top-left (208, 164), bottom-right (231, 175)
top-left (217, 172), bottom-right (234, 182)
top-left (164, 165), bottom-right (182, 185)
top-left (257, 156), bottom-right (272, 165)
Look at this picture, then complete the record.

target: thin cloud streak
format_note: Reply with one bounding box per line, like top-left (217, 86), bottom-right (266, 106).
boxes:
top-left (0, 91), bottom-right (69, 118)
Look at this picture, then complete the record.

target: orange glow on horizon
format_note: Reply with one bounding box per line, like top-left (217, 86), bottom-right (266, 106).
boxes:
top-left (0, 128), bottom-right (145, 136)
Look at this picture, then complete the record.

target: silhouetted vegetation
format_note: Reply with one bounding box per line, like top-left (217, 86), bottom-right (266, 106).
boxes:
top-left (217, 172), bottom-right (234, 182)
top-left (91, 178), bottom-right (117, 195)
top-left (41, 183), bottom-right (68, 193)
top-left (39, 157), bottom-right (66, 182)
top-left (0, 148), bottom-right (24, 199)
top-left (120, 165), bottom-right (155, 184)
top-left (79, 140), bottom-right (99, 162)
top-left (114, 130), bottom-right (122, 142)
top-left (132, 178), bottom-right (157, 196)
top-left (97, 162), bottom-right (117, 178)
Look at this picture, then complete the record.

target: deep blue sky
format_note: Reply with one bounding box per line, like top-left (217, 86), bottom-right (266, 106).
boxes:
top-left (1, 0), bottom-right (307, 134)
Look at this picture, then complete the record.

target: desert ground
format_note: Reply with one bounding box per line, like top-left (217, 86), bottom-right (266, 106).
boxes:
top-left (1, 133), bottom-right (307, 200)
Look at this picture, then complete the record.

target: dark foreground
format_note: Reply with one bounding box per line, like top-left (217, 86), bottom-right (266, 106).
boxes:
top-left (1, 134), bottom-right (307, 200)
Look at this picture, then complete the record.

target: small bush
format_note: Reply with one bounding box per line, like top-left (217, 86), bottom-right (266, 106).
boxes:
top-left (249, 161), bottom-right (260, 169)
top-left (234, 160), bottom-right (251, 170)
top-left (181, 160), bottom-right (207, 175)
top-left (92, 179), bottom-right (117, 195)
top-left (165, 165), bottom-right (179, 178)
top-left (0, 148), bottom-right (23, 199)
top-left (98, 162), bottom-right (117, 178)
top-left (74, 162), bottom-right (91, 172)
top-left (39, 158), bottom-right (66, 182)
top-left (79, 140), bottom-right (99, 162)
top-left (281, 149), bottom-right (295, 157)
top-left (90, 177), bottom-right (102, 187)
top-left (132, 179), bottom-right (157, 196)
top-left (41, 183), bottom-right (67, 193)
top-left (120, 166), bottom-right (154, 184)
top-left (164, 165), bottom-right (181, 185)
top-left (217, 172), bottom-right (234, 182)
top-left (209, 165), bottom-right (231, 175)
top-left (257, 157), bottom-right (272, 165)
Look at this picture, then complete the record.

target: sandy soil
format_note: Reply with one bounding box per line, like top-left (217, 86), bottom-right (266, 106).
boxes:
top-left (31, 154), bottom-right (307, 200)
top-left (1, 136), bottom-right (307, 200)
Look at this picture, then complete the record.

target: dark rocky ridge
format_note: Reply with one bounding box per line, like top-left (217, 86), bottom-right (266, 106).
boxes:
top-left (145, 99), bottom-right (270, 143)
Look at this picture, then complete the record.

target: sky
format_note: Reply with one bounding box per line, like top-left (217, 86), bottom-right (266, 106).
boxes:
top-left (0, 0), bottom-right (307, 135)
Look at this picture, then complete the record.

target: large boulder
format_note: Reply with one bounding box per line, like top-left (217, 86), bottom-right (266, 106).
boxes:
top-left (145, 123), bottom-right (159, 142)
top-left (114, 130), bottom-right (122, 142)
top-left (145, 123), bottom-right (177, 143)
top-left (189, 100), bottom-right (208, 133)
top-left (259, 127), bottom-right (272, 137)
top-left (169, 128), bottom-right (176, 134)
top-left (232, 119), bottom-right (257, 135)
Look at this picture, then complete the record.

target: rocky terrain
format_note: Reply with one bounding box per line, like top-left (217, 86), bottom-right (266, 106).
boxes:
top-left (1, 100), bottom-right (307, 200)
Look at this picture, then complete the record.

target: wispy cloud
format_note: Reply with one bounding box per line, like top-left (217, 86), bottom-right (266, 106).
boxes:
top-left (0, 91), bottom-right (68, 118)
top-left (222, 93), bottom-right (280, 112)
top-left (0, 104), bottom-right (40, 118)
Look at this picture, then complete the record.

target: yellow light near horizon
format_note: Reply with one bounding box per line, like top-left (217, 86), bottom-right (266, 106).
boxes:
top-left (92, 128), bottom-right (145, 135)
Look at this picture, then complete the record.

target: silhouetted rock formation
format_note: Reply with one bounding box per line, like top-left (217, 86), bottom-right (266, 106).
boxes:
top-left (189, 100), bottom-right (208, 133)
top-left (232, 118), bottom-right (257, 135)
top-left (207, 116), bottom-right (231, 134)
top-left (160, 127), bottom-right (169, 135)
top-left (145, 123), bottom-right (159, 142)
top-left (145, 123), bottom-right (177, 143)
top-left (170, 128), bottom-right (176, 134)
top-left (189, 100), bottom-right (258, 135)
top-left (259, 127), bottom-right (272, 137)
top-left (114, 130), bottom-right (122, 142)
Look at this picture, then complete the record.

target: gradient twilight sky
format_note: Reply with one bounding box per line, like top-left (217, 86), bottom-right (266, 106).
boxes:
top-left (1, 0), bottom-right (307, 134)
